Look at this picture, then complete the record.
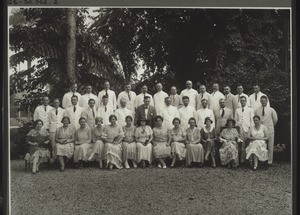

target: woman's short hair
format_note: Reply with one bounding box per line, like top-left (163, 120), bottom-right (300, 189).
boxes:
top-left (61, 116), bottom-right (71, 124)
top-left (79, 117), bottom-right (86, 123)
top-left (188, 117), bottom-right (196, 124)
top-left (109, 114), bottom-right (117, 122)
top-left (125, 115), bottom-right (133, 122)
top-left (172, 117), bottom-right (181, 124)
top-left (154, 115), bottom-right (164, 122)
top-left (137, 117), bottom-right (148, 126)
top-left (95, 117), bottom-right (103, 124)
top-left (225, 118), bottom-right (236, 127)
top-left (34, 119), bottom-right (44, 127)
top-left (253, 115), bottom-right (261, 121)
top-left (204, 117), bottom-right (213, 124)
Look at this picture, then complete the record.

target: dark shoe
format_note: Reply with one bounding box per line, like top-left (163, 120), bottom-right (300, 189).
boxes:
top-left (199, 163), bottom-right (204, 168)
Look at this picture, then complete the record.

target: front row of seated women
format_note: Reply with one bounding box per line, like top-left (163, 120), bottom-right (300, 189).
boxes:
top-left (25, 114), bottom-right (269, 173)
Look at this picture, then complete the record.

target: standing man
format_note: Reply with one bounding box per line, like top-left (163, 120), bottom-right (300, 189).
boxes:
top-left (117, 83), bottom-right (137, 113)
top-left (234, 84), bottom-right (250, 108)
top-left (135, 96), bottom-right (157, 127)
top-left (255, 96), bottom-right (278, 165)
top-left (81, 98), bottom-right (97, 130)
top-left (195, 99), bottom-right (215, 129)
top-left (63, 95), bottom-right (84, 130)
top-left (210, 83), bottom-right (225, 111)
top-left (214, 98), bottom-right (233, 135)
top-left (178, 96), bottom-right (197, 130)
top-left (196, 84), bottom-right (211, 110)
top-left (180, 80), bottom-right (198, 109)
top-left (97, 95), bottom-right (114, 126)
top-left (161, 97), bottom-right (180, 130)
top-left (79, 84), bottom-right (99, 109)
top-left (169, 86), bottom-right (183, 109)
top-left (250, 84), bottom-right (270, 111)
top-left (98, 81), bottom-right (117, 111)
top-left (235, 96), bottom-right (254, 164)
top-left (134, 85), bottom-right (154, 108)
top-left (115, 98), bottom-right (133, 127)
top-left (48, 98), bottom-right (64, 159)
top-left (223, 85), bottom-right (238, 115)
top-left (62, 83), bottom-right (81, 109)
top-left (33, 96), bottom-right (52, 130)
top-left (153, 83), bottom-right (169, 115)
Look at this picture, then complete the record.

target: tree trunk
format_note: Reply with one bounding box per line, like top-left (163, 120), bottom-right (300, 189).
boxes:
top-left (66, 8), bottom-right (77, 84)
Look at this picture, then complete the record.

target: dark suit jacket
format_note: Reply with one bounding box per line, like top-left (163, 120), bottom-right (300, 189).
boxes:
top-left (134, 105), bottom-right (157, 128)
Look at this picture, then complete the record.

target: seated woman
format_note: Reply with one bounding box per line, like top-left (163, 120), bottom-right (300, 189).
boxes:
top-left (246, 115), bottom-right (269, 170)
top-left (74, 117), bottom-right (93, 168)
top-left (218, 118), bottom-right (242, 169)
top-left (168, 117), bottom-right (187, 167)
top-left (135, 118), bottom-right (153, 168)
top-left (88, 117), bottom-right (105, 169)
top-left (122, 115), bottom-right (138, 169)
top-left (55, 116), bottom-right (75, 172)
top-left (185, 117), bottom-right (204, 168)
top-left (102, 114), bottom-right (124, 170)
top-left (200, 117), bottom-right (216, 168)
top-left (152, 115), bottom-right (171, 169)
top-left (25, 119), bottom-right (51, 174)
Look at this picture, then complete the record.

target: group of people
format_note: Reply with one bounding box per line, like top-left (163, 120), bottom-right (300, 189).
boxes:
top-left (26, 80), bottom-right (278, 173)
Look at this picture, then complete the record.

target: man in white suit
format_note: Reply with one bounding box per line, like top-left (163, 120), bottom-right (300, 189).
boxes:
top-left (98, 81), bottom-right (117, 111)
top-left (178, 96), bottom-right (197, 130)
top-left (62, 83), bottom-right (81, 109)
top-left (34, 96), bottom-right (53, 130)
top-left (115, 98), bottom-right (133, 127)
top-left (249, 84), bottom-right (270, 111)
top-left (48, 98), bottom-right (64, 159)
top-left (117, 83), bottom-right (136, 113)
top-left (195, 99), bottom-right (215, 129)
top-left (169, 86), bottom-right (183, 109)
top-left (97, 95), bottom-right (114, 126)
top-left (214, 98), bottom-right (233, 135)
top-left (210, 83), bottom-right (225, 111)
top-left (180, 80), bottom-right (198, 109)
top-left (234, 84), bottom-right (250, 108)
top-left (79, 84), bottom-right (99, 109)
top-left (134, 85), bottom-right (154, 108)
top-left (153, 83), bottom-right (169, 115)
top-left (255, 95), bottom-right (278, 165)
top-left (235, 96), bottom-right (254, 164)
top-left (81, 98), bottom-right (97, 130)
top-left (161, 97), bottom-right (180, 130)
top-left (64, 95), bottom-right (84, 130)
top-left (196, 84), bottom-right (211, 110)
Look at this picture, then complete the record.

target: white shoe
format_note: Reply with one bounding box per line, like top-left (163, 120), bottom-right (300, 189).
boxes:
top-left (132, 161), bottom-right (137, 168)
top-left (125, 162), bottom-right (130, 169)
top-left (88, 153), bottom-right (95, 161)
top-left (162, 165), bottom-right (167, 169)
top-left (158, 164), bottom-right (162, 168)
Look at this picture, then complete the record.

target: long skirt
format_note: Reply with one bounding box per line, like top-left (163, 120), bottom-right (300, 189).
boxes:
top-left (25, 147), bottom-right (50, 163)
top-left (56, 142), bottom-right (74, 159)
top-left (153, 142), bottom-right (171, 159)
top-left (73, 143), bottom-right (93, 163)
top-left (219, 140), bottom-right (239, 166)
top-left (122, 142), bottom-right (137, 161)
top-left (171, 142), bottom-right (186, 160)
top-left (246, 140), bottom-right (268, 161)
top-left (105, 143), bottom-right (123, 169)
top-left (92, 140), bottom-right (105, 161)
top-left (186, 143), bottom-right (204, 166)
top-left (136, 142), bottom-right (152, 163)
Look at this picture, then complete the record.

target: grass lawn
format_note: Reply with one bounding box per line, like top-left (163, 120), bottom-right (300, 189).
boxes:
top-left (10, 160), bottom-right (291, 215)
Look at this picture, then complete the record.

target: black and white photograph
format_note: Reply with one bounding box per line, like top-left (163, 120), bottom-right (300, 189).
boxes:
top-left (7, 4), bottom-right (292, 215)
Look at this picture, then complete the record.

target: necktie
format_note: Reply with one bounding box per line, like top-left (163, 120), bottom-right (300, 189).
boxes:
top-left (262, 107), bottom-right (265, 116)
top-left (73, 105), bottom-right (76, 112)
top-left (255, 93), bottom-right (257, 101)
top-left (221, 108), bottom-right (225, 117)
top-left (173, 95), bottom-right (175, 102)
top-left (92, 108), bottom-right (95, 118)
top-left (44, 106), bottom-right (47, 111)
top-left (128, 92), bottom-right (131, 101)
top-left (105, 90), bottom-right (108, 98)
top-left (73, 93), bottom-right (75, 97)
top-left (105, 106), bottom-right (107, 112)
top-left (242, 107), bottom-right (244, 112)
top-left (55, 108), bottom-right (58, 115)
top-left (225, 94), bottom-right (227, 100)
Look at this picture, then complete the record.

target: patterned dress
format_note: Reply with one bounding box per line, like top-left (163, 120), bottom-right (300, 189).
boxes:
top-left (169, 127), bottom-right (187, 160)
top-left (152, 126), bottom-right (171, 159)
top-left (25, 128), bottom-right (50, 163)
top-left (91, 126), bottom-right (105, 161)
top-left (219, 128), bottom-right (239, 166)
top-left (122, 125), bottom-right (137, 161)
top-left (200, 127), bottom-right (216, 156)
top-left (55, 126), bottom-right (75, 159)
top-left (185, 127), bottom-right (204, 166)
top-left (135, 126), bottom-right (153, 163)
top-left (246, 125), bottom-right (268, 161)
top-left (103, 125), bottom-right (125, 168)
top-left (74, 127), bottom-right (93, 163)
